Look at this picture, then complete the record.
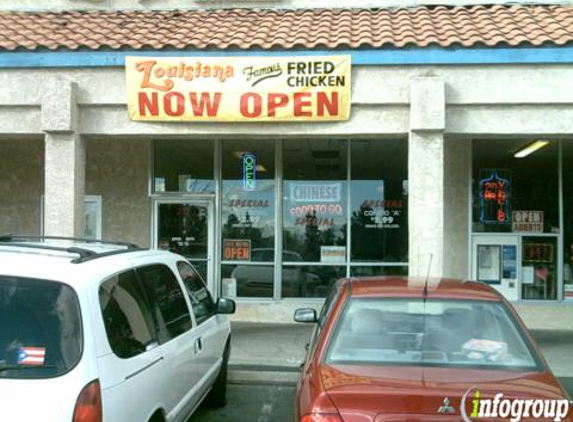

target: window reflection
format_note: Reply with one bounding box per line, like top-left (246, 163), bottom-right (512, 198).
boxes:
top-left (281, 265), bottom-right (345, 298)
top-left (222, 264), bottom-right (274, 298)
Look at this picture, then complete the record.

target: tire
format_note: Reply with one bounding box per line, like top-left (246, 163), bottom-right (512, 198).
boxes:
top-left (205, 340), bottom-right (230, 408)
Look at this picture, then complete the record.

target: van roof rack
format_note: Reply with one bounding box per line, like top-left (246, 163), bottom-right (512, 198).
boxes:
top-left (0, 235), bottom-right (143, 263)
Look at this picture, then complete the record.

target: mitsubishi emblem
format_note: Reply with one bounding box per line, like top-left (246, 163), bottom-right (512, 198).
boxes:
top-left (438, 397), bottom-right (456, 414)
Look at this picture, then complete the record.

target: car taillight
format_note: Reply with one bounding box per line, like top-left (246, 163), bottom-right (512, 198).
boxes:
top-left (301, 414), bottom-right (343, 422)
top-left (73, 380), bottom-right (102, 422)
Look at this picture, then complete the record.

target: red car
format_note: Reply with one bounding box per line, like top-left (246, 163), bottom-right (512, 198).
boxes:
top-left (294, 277), bottom-right (572, 422)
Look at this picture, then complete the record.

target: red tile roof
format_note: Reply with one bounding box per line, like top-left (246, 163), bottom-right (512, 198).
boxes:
top-left (0, 5), bottom-right (572, 51)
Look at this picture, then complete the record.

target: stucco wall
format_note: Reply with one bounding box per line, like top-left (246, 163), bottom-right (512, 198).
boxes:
top-left (443, 138), bottom-right (470, 279)
top-left (0, 138), bottom-right (44, 235)
top-left (85, 138), bottom-right (151, 247)
top-left (2, 65), bottom-right (572, 137)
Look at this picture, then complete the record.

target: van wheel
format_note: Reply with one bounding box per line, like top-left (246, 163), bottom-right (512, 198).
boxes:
top-left (205, 341), bottom-right (230, 408)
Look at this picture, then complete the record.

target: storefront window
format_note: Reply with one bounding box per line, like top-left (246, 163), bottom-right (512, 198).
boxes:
top-left (283, 139), bottom-right (347, 262)
top-left (350, 265), bottom-right (408, 277)
top-left (281, 265), bottom-right (345, 298)
top-left (472, 139), bottom-right (559, 233)
top-left (153, 139), bottom-right (214, 193)
top-left (222, 140), bottom-right (275, 298)
top-left (350, 140), bottom-right (408, 262)
top-left (562, 142), bottom-right (573, 301)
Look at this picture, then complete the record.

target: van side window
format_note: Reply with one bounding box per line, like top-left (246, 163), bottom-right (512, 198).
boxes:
top-left (137, 264), bottom-right (192, 343)
top-left (177, 261), bottom-right (216, 325)
top-left (99, 270), bottom-right (157, 359)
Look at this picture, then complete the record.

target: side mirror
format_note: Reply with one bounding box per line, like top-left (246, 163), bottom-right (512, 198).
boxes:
top-left (216, 297), bottom-right (236, 314)
top-left (294, 308), bottom-right (318, 323)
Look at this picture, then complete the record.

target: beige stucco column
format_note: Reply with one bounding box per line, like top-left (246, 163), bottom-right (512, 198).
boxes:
top-left (408, 77), bottom-right (446, 278)
top-left (42, 80), bottom-right (85, 237)
top-left (408, 77), bottom-right (470, 279)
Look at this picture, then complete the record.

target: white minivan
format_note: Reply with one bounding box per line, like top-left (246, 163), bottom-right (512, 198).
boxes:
top-left (0, 236), bottom-right (235, 422)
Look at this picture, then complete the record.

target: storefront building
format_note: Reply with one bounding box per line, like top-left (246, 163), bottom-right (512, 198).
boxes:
top-left (1, 2), bottom-right (573, 325)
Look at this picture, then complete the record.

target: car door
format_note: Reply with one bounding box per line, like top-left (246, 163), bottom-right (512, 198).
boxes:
top-left (176, 261), bottom-right (228, 387)
top-left (135, 263), bottom-right (203, 422)
top-left (97, 269), bottom-right (167, 422)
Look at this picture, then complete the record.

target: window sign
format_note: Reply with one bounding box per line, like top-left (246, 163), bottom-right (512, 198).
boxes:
top-left (477, 245), bottom-right (501, 284)
top-left (359, 198), bottom-right (404, 230)
top-left (286, 182), bottom-right (345, 228)
top-left (512, 210), bottom-right (543, 233)
top-left (223, 239), bottom-right (251, 261)
top-left (502, 245), bottom-right (517, 279)
top-left (479, 170), bottom-right (511, 225)
top-left (320, 246), bottom-right (346, 263)
top-left (523, 243), bottom-right (554, 263)
top-left (242, 153), bottom-right (257, 191)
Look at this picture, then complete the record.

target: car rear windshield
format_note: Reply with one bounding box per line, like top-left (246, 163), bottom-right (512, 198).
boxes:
top-left (0, 276), bottom-right (83, 379)
top-left (326, 298), bottom-right (540, 371)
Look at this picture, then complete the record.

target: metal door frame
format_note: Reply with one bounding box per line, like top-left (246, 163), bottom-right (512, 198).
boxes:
top-left (152, 197), bottom-right (216, 294)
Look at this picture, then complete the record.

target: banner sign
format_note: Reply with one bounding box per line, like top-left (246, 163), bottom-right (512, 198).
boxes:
top-left (126, 56), bottom-right (351, 122)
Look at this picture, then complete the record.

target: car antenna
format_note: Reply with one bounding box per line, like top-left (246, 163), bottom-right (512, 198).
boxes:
top-left (423, 254), bottom-right (433, 299)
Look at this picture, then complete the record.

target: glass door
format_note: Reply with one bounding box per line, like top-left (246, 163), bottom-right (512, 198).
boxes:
top-left (154, 200), bottom-right (214, 292)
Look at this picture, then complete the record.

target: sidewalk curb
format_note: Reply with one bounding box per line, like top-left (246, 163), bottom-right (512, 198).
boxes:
top-left (229, 364), bottom-right (300, 386)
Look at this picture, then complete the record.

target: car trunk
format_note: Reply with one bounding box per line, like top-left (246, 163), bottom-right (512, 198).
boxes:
top-left (320, 364), bottom-right (571, 422)
top-left (0, 377), bottom-right (79, 421)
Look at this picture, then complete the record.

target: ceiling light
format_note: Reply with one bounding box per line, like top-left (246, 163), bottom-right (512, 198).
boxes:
top-left (513, 140), bottom-right (549, 158)
top-left (256, 164), bottom-right (267, 172)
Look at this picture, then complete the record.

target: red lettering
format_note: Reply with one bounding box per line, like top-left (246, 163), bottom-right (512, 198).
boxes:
top-left (240, 93), bottom-right (262, 118)
top-left (164, 92), bottom-right (185, 116)
top-left (267, 93), bottom-right (289, 117)
top-left (317, 92), bottom-right (339, 116)
top-left (138, 92), bottom-right (159, 116)
top-left (189, 92), bottom-right (221, 117)
top-left (293, 92), bottom-right (312, 117)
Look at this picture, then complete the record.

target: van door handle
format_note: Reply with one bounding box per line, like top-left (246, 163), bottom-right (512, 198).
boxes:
top-left (195, 337), bottom-right (203, 354)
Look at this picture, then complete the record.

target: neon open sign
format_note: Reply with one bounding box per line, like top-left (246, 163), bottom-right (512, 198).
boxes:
top-left (242, 153), bottom-right (257, 191)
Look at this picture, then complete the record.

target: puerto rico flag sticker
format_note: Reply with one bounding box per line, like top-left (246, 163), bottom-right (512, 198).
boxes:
top-left (17, 347), bottom-right (46, 366)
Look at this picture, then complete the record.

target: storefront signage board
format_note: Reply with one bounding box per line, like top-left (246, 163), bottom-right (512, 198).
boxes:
top-left (126, 56), bottom-right (351, 122)
top-left (223, 239), bottom-right (251, 261)
top-left (512, 210), bottom-right (543, 233)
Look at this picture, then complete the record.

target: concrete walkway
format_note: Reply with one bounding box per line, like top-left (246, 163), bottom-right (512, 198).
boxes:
top-left (228, 322), bottom-right (573, 395)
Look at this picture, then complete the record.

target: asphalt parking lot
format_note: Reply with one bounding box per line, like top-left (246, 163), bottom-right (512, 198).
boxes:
top-left (188, 384), bottom-right (296, 422)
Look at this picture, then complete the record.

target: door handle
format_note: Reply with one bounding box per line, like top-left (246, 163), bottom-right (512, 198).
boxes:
top-left (194, 337), bottom-right (203, 354)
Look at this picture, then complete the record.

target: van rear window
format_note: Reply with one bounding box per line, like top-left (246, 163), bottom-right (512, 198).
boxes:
top-left (0, 276), bottom-right (82, 379)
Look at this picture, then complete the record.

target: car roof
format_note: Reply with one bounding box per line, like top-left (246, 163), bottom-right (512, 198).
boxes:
top-left (346, 277), bottom-right (502, 301)
top-left (0, 239), bottom-right (177, 288)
